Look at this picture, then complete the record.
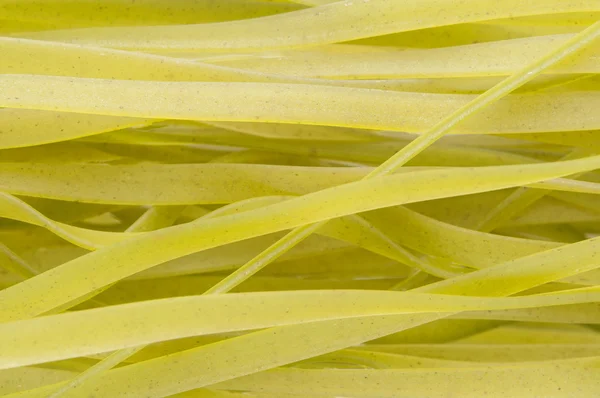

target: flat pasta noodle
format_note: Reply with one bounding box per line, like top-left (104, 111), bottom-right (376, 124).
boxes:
top-left (208, 34), bottom-right (600, 78)
top-left (211, 364), bottom-right (600, 397)
top-left (15, 0), bottom-right (600, 51)
top-left (0, 108), bottom-right (152, 149)
top-left (0, 163), bottom-right (367, 205)
top-left (2, 75), bottom-right (600, 134)
top-left (0, 0), bottom-right (304, 30)
top-left (358, 343), bottom-right (600, 362)
top-left (453, 303), bottom-right (600, 323)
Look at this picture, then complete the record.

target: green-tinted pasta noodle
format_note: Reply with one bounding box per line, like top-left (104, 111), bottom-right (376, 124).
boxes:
top-left (2, 2), bottom-right (600, 398)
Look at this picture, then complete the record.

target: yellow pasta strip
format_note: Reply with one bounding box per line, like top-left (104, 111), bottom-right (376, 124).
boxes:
top-left (0, 0), bottom-right (304, 29)
top-left (210, 363), bottom-right (600, 397)
top-left (3, 75), bottom-right (600, 134)
top-left (0, 108), bottom-right (151, 150)
top-left (359, 343), bottom-right (600, 362)
top-left (0, 163), bottom-right (365, 204)
top-left (209, 34), bottom-right (600, 78)
top-left (16, 0), bottom-right (600, 51)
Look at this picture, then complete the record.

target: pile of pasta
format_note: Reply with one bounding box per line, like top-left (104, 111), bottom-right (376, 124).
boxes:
top-left (1, 1), bottom-right (600, 397)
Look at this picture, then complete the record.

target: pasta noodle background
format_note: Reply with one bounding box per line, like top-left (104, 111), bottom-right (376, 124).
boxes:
top-left (1, 1), bottom-right (600, 397)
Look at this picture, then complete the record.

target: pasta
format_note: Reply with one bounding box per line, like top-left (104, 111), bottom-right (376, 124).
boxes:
top-left (1, 1), bottom-right (600, 397)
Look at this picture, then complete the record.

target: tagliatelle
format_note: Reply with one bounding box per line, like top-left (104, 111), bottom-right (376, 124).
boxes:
top-left (3, 154), bottom-right (600, 321)
top-left (0, 0), bottom-right (304, 30)
top-left (208, 34), bottom-right (600, 78)
top-left (15, 0), bottom-right (600, 51)
top-left (4, 287), bottom-right (600, 370)
top-left (0, 108), bottom-right (152, 149)
top-left (8, 233), bottom-right (600, 397)
top-left (210, 363), bottom-right (600, 397)
top-left (2, 2), bottom-right (600, 398)
top-left (3, 75), bottom-right (600, 134)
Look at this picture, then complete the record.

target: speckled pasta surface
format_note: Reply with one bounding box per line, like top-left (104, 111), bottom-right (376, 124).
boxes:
top-left (1, 1), bottom-right (600, 397)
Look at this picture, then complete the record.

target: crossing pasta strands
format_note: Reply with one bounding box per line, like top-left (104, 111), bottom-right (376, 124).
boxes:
top-left (1, 1), bottom-right (600, 397)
